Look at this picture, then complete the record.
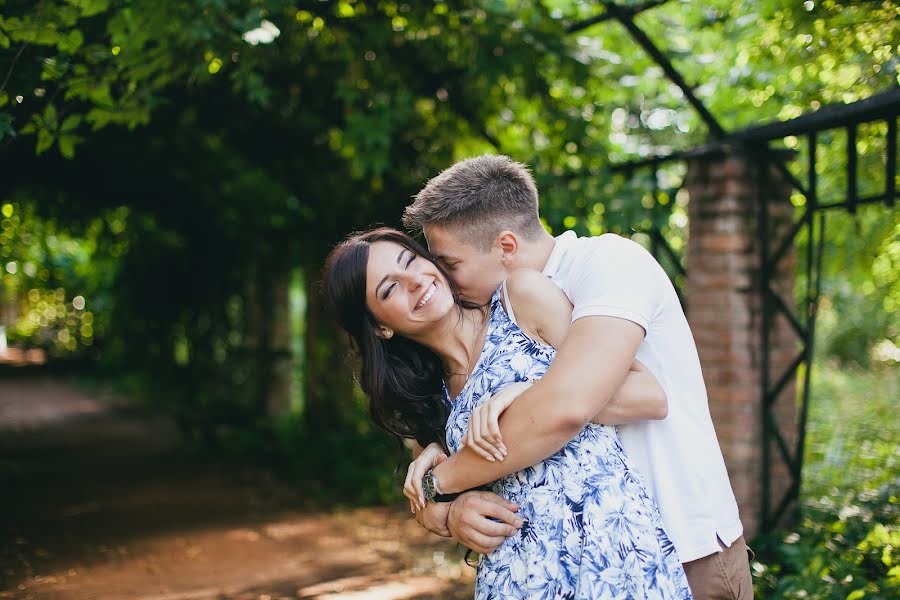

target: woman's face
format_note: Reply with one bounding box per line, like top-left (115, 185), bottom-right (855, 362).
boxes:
top-left (365, 240), bottom-right (456, 337)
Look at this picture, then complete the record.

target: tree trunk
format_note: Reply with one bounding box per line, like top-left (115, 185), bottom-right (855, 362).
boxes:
top-left (245, 261), bottom-right (293, 417)
top-left (266, 268), bottom-right (292, 416)
top-left (302, 275), bottom-right (356, 429)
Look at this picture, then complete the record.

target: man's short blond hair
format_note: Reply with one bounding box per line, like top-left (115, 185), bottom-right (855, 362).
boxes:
top-left (403, 155), bottom-right (544, 250)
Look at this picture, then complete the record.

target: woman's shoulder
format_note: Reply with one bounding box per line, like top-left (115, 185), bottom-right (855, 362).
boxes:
top-left (505, 267), bottom-right (554, 298)
top-left (504, 268), bottom-right (572, 344)
top-left (505, 268), bottom-right (567, 309)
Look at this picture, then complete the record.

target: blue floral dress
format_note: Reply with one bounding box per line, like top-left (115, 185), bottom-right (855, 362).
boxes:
top-left (445, 287), bottom-right (693, 599)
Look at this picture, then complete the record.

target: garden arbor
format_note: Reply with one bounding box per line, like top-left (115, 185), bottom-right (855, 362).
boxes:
top-left (580, 1), bottom-right (899, 536)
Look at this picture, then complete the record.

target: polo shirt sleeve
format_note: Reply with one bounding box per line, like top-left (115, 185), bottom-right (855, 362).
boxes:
top-left (567, 234), bottom-right (665, 333)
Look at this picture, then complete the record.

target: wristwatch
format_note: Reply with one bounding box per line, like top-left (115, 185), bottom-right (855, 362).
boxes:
top-left (422, 469), bottom-right (461, 503)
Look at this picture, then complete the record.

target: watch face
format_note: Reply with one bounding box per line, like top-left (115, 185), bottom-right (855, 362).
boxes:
top-left (422, 472), bottom-right (437, 501)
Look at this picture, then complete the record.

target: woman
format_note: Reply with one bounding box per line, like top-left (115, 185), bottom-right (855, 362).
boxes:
top-left (324, 227), bottom-right (691, 599)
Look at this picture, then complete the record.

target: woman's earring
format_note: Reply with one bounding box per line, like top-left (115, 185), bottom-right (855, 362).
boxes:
top-left (380, 328), bottom-right (394, 339)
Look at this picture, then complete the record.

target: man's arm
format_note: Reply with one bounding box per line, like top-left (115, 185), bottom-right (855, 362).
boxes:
top-left (430, 314), bottom-right (644, 494)
top-left (510, 267), bottom-right (664, 427)
top-left (592, 361), bottom-right (667, 424)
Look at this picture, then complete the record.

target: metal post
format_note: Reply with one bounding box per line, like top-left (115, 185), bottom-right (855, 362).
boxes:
top-left (887, 118), bottom-right (896, 208)
top-left (756, 145), bottom-right (772, 531)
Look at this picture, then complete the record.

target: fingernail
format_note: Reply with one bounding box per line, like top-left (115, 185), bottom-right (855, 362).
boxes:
top-left (514, 519), bottom-right (524, 528)
top-left (494, 453), bottom-right (504, 462)
top-left (486, 455), bottom-right (495, 462)
top-left (500, 445), bottom-right (508, 456)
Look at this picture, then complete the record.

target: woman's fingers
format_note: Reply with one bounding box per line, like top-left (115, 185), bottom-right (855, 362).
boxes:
top-left (471, 406), bottom-right (502, 461)
top-left (404, 462), bottom-right (417, 505)
top-left (404, 458), bottom-right (428, 511)
top-left (466, 406), bottom-right (495, 461)
top-left (480, 404), bottom-right (504, 461)
top-left (487, 401), bottom-right (506, 456)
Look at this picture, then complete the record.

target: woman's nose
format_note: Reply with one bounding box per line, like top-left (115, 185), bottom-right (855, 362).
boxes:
top-left (407, 272), bottom-right (425, 290)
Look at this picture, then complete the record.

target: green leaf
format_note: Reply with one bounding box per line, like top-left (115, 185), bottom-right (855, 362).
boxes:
top-left (58, 134), bottom-right (78, 159)
top-left (36, 129), bottom-right (54, 155)
top-left (0, 113), bottom-right (15, 141)
top-left (59, 29), bottom-right (85, 53)
top-left (43, 104), bottom-right (58, 128)
top-left (82, 0), bottom-right (111, 18)
top-left (61, 115), bottom-right (82, 133)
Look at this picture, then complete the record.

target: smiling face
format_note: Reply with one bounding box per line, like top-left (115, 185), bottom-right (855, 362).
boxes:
top-left (423, 224), bottom-right (508, 306)
top-left (365, 240), bottom-right (457, 337)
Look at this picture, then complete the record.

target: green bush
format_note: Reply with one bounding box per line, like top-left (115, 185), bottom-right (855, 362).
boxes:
top-left (752, 365), bottom-right (900, 598)
top-left (214, 410), bottom-right (406, 507)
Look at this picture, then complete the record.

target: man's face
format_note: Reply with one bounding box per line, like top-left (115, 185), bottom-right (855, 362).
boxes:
top-left (423, 224), bottom-right (508, 306)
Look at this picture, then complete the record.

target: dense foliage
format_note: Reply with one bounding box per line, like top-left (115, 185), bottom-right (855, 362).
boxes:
top-left (1, 2), bottom-right (897, 578)
top-left (752, 366), bottom-right (899, 598)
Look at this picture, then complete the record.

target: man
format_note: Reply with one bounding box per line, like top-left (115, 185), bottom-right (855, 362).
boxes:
top-left (401, 155), bottom-right (753, 599)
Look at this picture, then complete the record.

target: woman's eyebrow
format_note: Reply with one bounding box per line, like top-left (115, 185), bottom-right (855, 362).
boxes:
top-left (375, 248), bottom-right (407, 299)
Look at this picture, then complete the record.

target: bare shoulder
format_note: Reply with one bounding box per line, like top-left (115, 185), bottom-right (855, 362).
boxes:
top-left (505, 268), bottom-right (572, 347)
top-left (505, 268), bottom-right (565, 306)
top-left (506, 267), bottom-right (552, 294)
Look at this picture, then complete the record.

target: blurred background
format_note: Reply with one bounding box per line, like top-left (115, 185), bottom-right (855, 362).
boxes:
top-left (0, 1), bottom-right (897, 598)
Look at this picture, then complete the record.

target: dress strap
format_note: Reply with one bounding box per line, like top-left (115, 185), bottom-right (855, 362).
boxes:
top-left (501, 280), bottom-right (519, 326)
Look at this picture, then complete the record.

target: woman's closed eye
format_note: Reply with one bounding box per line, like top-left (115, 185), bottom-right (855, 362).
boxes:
top-left (380, 252), bottom-right (417, 300)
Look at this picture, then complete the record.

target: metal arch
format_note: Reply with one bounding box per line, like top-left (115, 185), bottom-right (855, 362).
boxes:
top-left (567, 1), bottom-right (727, 139)
top-left (609, 91), bottom-right (899, 533)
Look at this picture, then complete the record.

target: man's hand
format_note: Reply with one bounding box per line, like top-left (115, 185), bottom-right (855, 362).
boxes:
top-left (447, 491), bottom-right (523, 555)
top-left (415, 499), bottom-right (452, 538)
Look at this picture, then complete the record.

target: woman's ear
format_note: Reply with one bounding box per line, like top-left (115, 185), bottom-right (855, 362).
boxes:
top-left (497, 230), bottom-right (518, 268)
top-left (375, 326), bottom-right (394, 339)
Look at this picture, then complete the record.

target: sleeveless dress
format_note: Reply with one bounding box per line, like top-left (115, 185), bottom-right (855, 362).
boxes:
top-left (444, 286), bottom-right (693, 599)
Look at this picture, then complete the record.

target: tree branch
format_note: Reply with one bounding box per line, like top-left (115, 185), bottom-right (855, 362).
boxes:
top-left (566, 0), bottom-right (671, 34)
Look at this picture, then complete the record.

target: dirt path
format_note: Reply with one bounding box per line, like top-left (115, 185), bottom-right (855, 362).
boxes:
top-left (0, 375), bottom-right (474, 599)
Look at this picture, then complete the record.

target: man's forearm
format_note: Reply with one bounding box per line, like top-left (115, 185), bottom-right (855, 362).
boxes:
top-left (433, 381), bottom-right (582, 493)
top-left (432, 316), bottom-right (643, 493)
top-left (591, 395), bottom-right (661, 424)
top-left (591, 370), bottom-right (667, 424)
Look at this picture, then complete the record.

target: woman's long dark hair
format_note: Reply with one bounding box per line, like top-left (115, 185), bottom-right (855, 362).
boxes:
top-left (323, 227), bottom-right (469, 449)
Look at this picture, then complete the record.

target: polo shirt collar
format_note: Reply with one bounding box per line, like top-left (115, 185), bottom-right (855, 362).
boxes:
top-left (542, 230), bottom-right (578, 280)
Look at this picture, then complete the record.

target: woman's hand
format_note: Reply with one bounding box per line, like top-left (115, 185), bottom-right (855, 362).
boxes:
top-left (465, 380), bottom-right (535, 462)
top-left (404, 442), bottom-right (448, 512)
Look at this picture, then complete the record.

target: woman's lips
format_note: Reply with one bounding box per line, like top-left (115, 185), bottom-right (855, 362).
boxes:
top-left (415, 282), bottom-right (437, 310)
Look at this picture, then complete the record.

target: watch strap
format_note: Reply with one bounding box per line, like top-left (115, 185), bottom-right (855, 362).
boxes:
top-left (431, 491), bottom-right (462, 503)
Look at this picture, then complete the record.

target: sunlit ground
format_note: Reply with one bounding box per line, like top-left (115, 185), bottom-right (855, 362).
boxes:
top-left (1, 363), bottom-right (895, 599)
top-left (0, 377), bottom-right (473, 600)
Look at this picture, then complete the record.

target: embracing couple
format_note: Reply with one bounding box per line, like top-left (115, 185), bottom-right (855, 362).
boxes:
top-left (324, 155), bottom-right (753, 599)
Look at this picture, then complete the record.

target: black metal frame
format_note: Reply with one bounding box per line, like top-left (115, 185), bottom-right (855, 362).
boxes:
top-left (570, 2), bottom-right (897, 533)
top-left (612, 91), bottom-right (898, 532)
top-left (567, 0), bottom-right (900, 531)
top-left (752, 89), bottom-right (898, 530)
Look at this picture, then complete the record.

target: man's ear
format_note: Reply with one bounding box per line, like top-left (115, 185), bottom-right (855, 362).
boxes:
top-left (375, 326), bottom-right (394, 340)
top-left (497, 230), bottom-right (519, 268)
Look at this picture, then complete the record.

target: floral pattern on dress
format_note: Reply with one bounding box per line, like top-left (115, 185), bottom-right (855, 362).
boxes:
top-left (445, 287), bottom-right (693, 599)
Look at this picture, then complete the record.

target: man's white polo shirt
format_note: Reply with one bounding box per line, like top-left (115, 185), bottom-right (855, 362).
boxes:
top-left (542, 230), bottom-right (743, 563)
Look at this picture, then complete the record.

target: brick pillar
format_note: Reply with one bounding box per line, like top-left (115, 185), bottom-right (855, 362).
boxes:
top-left (684, 147), bottom-right (798, 539)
